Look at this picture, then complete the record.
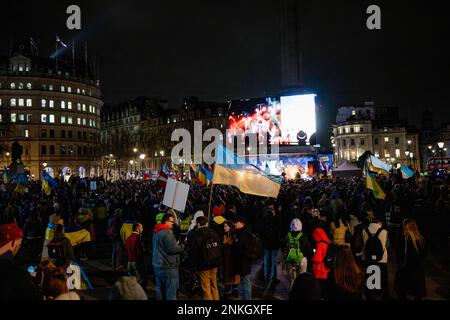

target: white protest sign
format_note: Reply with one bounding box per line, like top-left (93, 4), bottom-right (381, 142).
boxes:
top-left (162, 178), bottom-right (189, 213)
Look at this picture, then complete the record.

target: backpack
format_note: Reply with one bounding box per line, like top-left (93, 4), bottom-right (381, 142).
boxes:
top-left (47, 241), bottom-right (65, 261)
top-left (286, 232), bottom-right (304, 264)
top-left (364, 227), bottom-right (385, 263)
top-left (201, 230), bottom-right (223, 268)
top-left (246, 233), bottom-right (262, 260)
top-left (320, 241), bottom-right (337, 269)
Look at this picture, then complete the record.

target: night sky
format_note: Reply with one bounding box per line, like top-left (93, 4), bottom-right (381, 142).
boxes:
top-left (2, 0), bottom-right (449, 145)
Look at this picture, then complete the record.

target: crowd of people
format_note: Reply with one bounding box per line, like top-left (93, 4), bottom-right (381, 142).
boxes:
top-left (0, 170), bottom-right (449, 300)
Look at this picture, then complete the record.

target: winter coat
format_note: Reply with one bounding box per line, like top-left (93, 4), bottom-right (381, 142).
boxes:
top-left (330, 219), bottom-right (349, 245)
top-left (259, 209), bottom-right (283, 250)
top-left (0, 252), bottom-right (40, 300)
top-left (222, 232), bottom-right (239, 285)
top-left (188, 226), bottom-right (222, 271)
top-left (394, 236), bottom-right (427, 299)
top-left (152, 224), bottom-right (185, 269)
top-left (125, 233), bottom-right (144, 263)
top-left (311, 227), bottom-right (331, 280)
top-left (235, 226), bottom-right (253, 276)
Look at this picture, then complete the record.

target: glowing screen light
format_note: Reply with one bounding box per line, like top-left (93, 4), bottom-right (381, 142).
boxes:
top-left (280, 94), bottom-right (316, 145)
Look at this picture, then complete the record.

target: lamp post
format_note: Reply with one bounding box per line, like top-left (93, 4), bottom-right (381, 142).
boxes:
top-left (438, 142), bottom-right (444, 171)
top-left (405, 150), bottom-right (410, 167)
top-left (139, 153), bottom-right (146, 177)
top-left (129, 160), bottom-right (134, 179)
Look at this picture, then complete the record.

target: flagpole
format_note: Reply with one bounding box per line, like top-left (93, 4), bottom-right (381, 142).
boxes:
top-left (55, 35), bottom-right (58, 71)
top-left (207, 181), bottom-right (214, 224)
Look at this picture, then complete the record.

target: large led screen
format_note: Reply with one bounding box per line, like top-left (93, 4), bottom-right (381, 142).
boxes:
top-left (228, 94), bottom-right (316, 145)
top-left (280, 94), bottom-right (316, 145)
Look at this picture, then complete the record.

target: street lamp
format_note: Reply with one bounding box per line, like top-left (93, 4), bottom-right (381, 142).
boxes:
top-left (438, 142), bottom-right (445, 171)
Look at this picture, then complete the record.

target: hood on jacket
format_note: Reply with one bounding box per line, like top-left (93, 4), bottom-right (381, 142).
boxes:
top-left (312, 227), bottom-right (330, 243)
top-left (188, 211), bottom-right (204, 232)
top-left (153, 223), bottom-right (171, 234)
top-left (290, 218), bottom-right (302, 232)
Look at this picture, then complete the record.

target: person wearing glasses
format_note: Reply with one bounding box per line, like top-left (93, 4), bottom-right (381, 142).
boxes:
top-left (152, 213), bottom-right (185, 300)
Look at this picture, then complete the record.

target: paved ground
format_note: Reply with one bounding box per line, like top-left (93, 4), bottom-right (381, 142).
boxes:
top-left (76, 241), bottom-right (449, 300)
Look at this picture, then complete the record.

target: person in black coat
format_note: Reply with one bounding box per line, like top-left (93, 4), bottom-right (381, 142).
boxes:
top-left (394, 219), bottom-right (427, 300)
top-left (259, 199), bottom-right (283, 282)
top-left (234, 217), bottom-right (253, 300)
top-left (0, 223), bottom-right (40, 300)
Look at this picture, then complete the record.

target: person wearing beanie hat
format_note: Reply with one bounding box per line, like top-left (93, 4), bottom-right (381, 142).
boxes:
top-left (0, 223), bottom-right (40, 300)
top-left (284, 218), bottom-right (313, 288)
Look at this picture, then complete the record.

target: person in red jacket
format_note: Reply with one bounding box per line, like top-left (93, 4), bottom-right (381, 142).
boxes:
top-left (311, 227), bottom-right (331, 299)
top-left (125, 223), bottom-right (146, 290)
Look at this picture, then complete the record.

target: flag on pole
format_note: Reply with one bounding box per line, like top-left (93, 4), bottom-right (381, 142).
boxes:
top-left (190, 164), bottom-right (207, 186)
top-left (41, 179), bottom-right (51, 196)
top-left (42, 170), bottom-right (58, 188)
top-left (212, 145), bottom-right (281, 198)
top-left (400, 164), bottom-right (414, 179)
top-left (365, 167), bottom-right (386, 200)
top-left (368, 155), bottom-right (392, 176)
top-left (162, 164), bottom-right (170, 174)
top-left (157, 169), bottom-right (168, 189)
top-left (199, 164), bottom-right (213, 182)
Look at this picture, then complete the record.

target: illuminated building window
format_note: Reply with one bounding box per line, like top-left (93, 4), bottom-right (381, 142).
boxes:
top-left (354, 126), bottom-right (359, 132)
top-left (49, 84), bottom-right (53, 91)
top-left (18, 114), bottom-right (25, 121)
top-left (10, 83), bottom-right (15, 89)
top-left (49, 114), bottom-right (55, 123)
top-left (61, 86), bottom-right (65, 92)
top-left (41, 114), bottom-right (47, 123)
top-left (25, 129), bottom-right (29, 138)
top-left (61, 116), bottom-right (66, 124)
top-left (77, 88), bottom-right (80, 94)
top-left (26, 83), bottom-right (32, 89)
top-left (384, 137), bottom-right (389, 142)
top-left (68, 116), bottom-right (73, 124)
top-left (49, 100), bottom-right (54, 108)
top-left (26, 99), bottom-right (32, 107)
top-left (18, 83), bottom-right (24, 89)
top-left (82, 118), bottom-right (86, 126)
top-left (41, 99), bottom-right (46, 107)
top-left (68, 102), bottom-right (72, 109)
top-left (11, 113), bottom-right (17, 122)
top-left (395, 149), bottom-right (401, 158)
top-left (77, 118), bottom-right (81, 125)
top-left (61, 101), bottom-right (65, 109)
top-left (77, 103), bottom-right (81, 111)
top-left (68, 87), bottom-right (72, 93)
top-left (18, 99), bottom-right (24, 107)
top-left (352, 110), bottom-right (356, 116)
top-left (10, 98), bottom-right (17, 107)
top-left (82, 104), bottom-right (86, 112)
top-left (345, 127), bottom-right (350, 133)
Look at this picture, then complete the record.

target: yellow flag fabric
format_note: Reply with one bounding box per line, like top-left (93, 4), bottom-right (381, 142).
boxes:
top-left (14, 184), bottom-right (26, 194)
top-left (366, 173), bottom-right (386, 200)
top-left (41, 179), bottom-right (51, 196)
top-left (65, 229), bottom-right (91, 246)
top-left (120, 223), bottom-right (134, 243)
top-left (212, 163), bottom-right (281, 198)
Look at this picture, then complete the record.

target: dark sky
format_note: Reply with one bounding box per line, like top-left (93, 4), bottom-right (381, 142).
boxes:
top-left (2, 0), bottom-right (449, 145)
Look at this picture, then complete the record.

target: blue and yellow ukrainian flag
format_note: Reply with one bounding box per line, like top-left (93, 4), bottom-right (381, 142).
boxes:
top-left (212, 145), bottom-right (281, 198)
top-left (365, 167), bottom-right (386, 200)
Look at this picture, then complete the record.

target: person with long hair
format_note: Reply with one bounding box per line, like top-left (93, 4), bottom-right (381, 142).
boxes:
top-left (328, 245), bottom-right (364, 300)
top-left (222, 220), bottom-right (240, 297)
top-left (394, 219), bottom-right (427, 300)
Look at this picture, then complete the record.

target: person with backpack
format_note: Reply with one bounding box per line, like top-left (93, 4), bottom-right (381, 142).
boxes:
top-left (362, 216), bottom-right (389, 300)
top-left (234, 216), bottom-right (253, 300)
top-left (47, 224), bottom-right (74, 267)
top-left (188, 216), bottom-right (222, 300)
top-left (311, 226), bottom-right (332, 299)
top-left (284, 218), bottom-right (313, 287)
